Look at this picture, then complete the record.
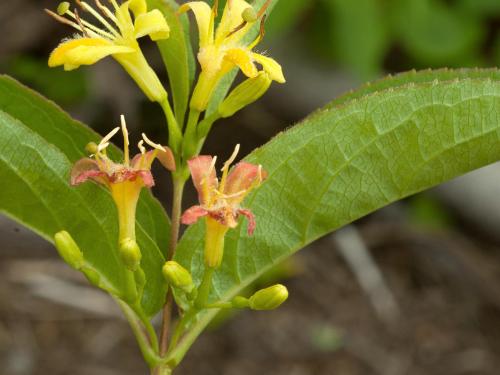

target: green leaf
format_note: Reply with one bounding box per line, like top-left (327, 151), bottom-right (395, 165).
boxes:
top-left (206, 0), bottom-right (280, 116)
top-left (173, 69), bottom-right (500, 359)
top-left (148, 0), bottom-right (196, 126)
top-left (0, 76), bottom-right (169, 317)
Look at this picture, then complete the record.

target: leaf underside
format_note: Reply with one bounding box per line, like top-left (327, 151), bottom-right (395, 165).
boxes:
top-left (0, 76), bottom-right (169, 316)
top-left (176, 68), bottom-right (500, 336)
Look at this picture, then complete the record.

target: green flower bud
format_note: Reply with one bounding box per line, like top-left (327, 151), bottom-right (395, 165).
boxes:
top-left (218, 72), bottom-right (272, 118)
top-left (162, 261), bottom-right (194, 293)
top-left (232, 296), bottom-right (250, 309)
top-left (119, 238), bottom-right (142, 271)
top-left (242, 7), bottom-right (258, 23)
top-left (54, 231), bottom-right (84, 270)
top-left (249, 284), bottom-right (289, 311)
top-left (57, 2), bottom-right (70, 15)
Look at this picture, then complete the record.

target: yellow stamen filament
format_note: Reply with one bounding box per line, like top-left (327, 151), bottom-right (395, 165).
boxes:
top-left (121, 115), bottom-right (130, 166)
top-left (66, 7), bottom-right (116, 38)
top-left (78, 1), bottom-right (120, 37)
top-left (247, 15), bottom-right (266, 50)
top-left (94, 0), bottom-right (120, 25)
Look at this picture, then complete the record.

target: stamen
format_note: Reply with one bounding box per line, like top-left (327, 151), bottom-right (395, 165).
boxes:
top-left (120, 115), bottom-right (130, 166)
top-left (97, 142), bottom-right (111, 153)
top-left (247, 15), bottom-right (266, 50)
top-left (99, 126), bottom-right (120, 149)
top-left (256, 0), bottom-right (272, 19)
top-left (94, 0), bottom-right (120, 27)
top-left (213, 0), bottom-right (219, 17)
top-left (142, 133), bottom-right (166, 152)
top-left (108, 0), bottom-right (121, 12)
top-left (138, 140), bottom-right (146, 154)
top-left (73, 8), bottom-right (90, 37)
top-left (45, 9), bottom-right (83, 32)
top-left (221, 144), bottom-right (240, 172)
top-left (78, 1), bottom-right (120, 37)
top-left (65, 8), bottom-right (116, 39)
top-left (219, 144), bottom-right (240, 193)
top-left (58, 2), bottom-right (71, 15)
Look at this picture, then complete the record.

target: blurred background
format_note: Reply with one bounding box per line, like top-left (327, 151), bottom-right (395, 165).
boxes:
top-left (1, 0), bottom-right (500, 374)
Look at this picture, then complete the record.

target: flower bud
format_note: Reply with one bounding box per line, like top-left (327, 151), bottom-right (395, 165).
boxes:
top-left (162, 261), bottom-right (194, 293)
top-left (119, 238), bottom-right (142, 271)
top-left (54, 231), bottom-right (84, 270)
top-left (218, 72), bottom-right (272, 118)
top-left (232, 296), bottom-right (250, 309)
top-left (249, 284), bottom-right (289, 311)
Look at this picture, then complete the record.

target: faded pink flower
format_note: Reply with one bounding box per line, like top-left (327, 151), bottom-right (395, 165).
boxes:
top-left (181, 144), bottom-right (266, 236)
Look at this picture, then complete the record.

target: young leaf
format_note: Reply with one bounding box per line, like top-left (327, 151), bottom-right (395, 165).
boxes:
top-left (172, 69), bottom-right (500, 361)
top-left (147, 0), bottom-right (196, 126)
top-left (0, 76), bottom-right (169, 317)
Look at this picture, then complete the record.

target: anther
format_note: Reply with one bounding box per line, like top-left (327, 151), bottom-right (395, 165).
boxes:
top-left (57, 2), bottom-right (70, 15)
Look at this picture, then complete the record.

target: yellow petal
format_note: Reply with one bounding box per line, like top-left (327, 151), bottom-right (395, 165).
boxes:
top-left (224, 48), bottom-right (258, 78)
top-left (49, 38), bottom-right (134, 70)
top-left (134, 9), bottom-right (170, 41)
top-left (215, 0), bottom-right (252, 43)
top-left (178, 2), bottom-right (213, 48)
top-left (252, 53), bottom-right (286, 83)
top-left (129, 0), bottom-right (147, 17)
top-left (116, 1), bottom-right (134, 34)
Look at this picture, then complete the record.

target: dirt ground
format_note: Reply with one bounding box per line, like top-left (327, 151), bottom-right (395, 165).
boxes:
top-left (2, 207), bottom-right (500, 375)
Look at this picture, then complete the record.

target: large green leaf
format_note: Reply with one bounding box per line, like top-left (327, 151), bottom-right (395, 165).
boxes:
top-left (172, 69), bottom-right (500, 360)
top-left (0, 76), bottom-right (169, 316)
top-left (148, 0), bottom-right (196, 126)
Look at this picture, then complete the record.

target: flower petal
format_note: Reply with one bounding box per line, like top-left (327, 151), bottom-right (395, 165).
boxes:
top-left (131, 148), bottom-right (176, 172)
top-left (225, 161), bottom-right (264, 197)
top-left (224, 48), bottom-right (258, 78)
top-left (49, 38), bottom-right (134, 70)
top-left (252, 53), bottom-right (286, 83)
top-left (181, 205), bottom-right (209, 225)
top-left (110, 169), bottom-right (155, 187)
top-left (129, 0), bottom-right (147, 17)
top-left (70, 158), bottom-right (109, 186)
top-left (216, 0), bottom-right (252, 43)
top-left (188, 156), bottom-right (218, 205)
top-left (238, 208), bottom-right (256, 235)
top-left (134, 9), bottom-right (170, 41)
top-left (178, 2), bottom-right (213, 48)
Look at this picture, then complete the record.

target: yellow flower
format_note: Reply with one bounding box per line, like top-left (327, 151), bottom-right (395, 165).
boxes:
top-left (46, 0), bottom-right (170, 103)
top-left (179, 0), bottom-right (285, 111)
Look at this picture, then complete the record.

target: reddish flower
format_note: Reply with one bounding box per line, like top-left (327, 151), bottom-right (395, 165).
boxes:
top-left (181, 144), bottom-right (266, 236)
top-left (71, 115), bottom-right (175, 242)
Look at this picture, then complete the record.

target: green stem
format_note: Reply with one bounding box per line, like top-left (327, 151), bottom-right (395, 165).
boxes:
top-left (117, 300), bottom-right (161, 367)
top-left (182, 109), bottom-right (201, 160)
top-left (161, 98), bottom-right (183, 154)
top-left (160, 177), bottom-right (186, 356)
